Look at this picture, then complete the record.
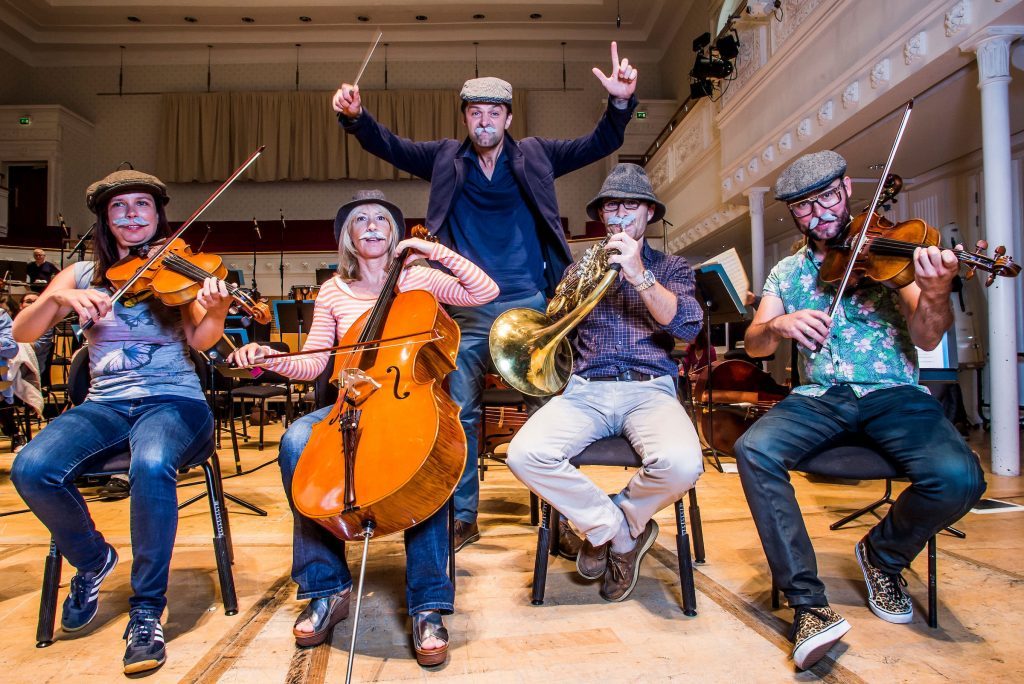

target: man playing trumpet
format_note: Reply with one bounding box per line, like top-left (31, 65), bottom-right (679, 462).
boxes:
top-left (506, 164), bottom-right (704, 601)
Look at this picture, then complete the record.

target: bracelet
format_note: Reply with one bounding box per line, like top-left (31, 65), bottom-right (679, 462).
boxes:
top-left (632, 269), bottom-right (656, 292)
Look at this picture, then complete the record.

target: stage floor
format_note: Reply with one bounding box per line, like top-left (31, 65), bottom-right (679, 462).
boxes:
top-left (1, 426), bottom-right (1022, 683)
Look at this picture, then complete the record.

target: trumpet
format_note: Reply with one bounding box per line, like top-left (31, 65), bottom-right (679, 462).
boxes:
top-left (489, 238), bottom-right (620, 396)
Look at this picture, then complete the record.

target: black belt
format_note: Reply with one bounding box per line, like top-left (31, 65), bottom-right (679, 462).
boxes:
top-left (585, 371), bottom-right (657, 382)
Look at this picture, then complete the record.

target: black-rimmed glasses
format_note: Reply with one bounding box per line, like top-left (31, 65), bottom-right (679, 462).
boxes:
top-left (787, 183), bottom-right (844, 218)
top-left (601, 199), bottom-right (642, 212)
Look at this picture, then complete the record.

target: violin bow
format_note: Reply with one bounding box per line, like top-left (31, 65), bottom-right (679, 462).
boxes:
top-left (810, 100), bottom-right (913, 358)
top-left (81, 145), bottom-right (266, 332)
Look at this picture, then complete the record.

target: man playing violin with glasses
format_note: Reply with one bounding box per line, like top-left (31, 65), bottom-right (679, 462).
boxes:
top-left (506, 164), bottom-right (704, 603)
top-left (10, 169), bottom-right (232, 675)
top-left (735, 150), bottom-right (985, 669)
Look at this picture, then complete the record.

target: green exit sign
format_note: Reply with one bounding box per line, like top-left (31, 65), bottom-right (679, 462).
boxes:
top-left (18, 116), bottom-right (31, 125)
top-left (635, 111), bottom-right (647, 119)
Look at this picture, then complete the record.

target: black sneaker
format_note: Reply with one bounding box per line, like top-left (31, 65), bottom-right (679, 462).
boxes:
top-left (61, 544), bottom-right (118, 632)
top-left (855, 537), bottom-right (913, 623)
top-left (790, 606), bottom-right (851, 670)
top-left (123, 610), bottom-right (166, 675)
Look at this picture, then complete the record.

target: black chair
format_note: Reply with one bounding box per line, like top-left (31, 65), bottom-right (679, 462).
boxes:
top-left (227, 341), bottom-right (293, 454)
top-left (34, 346), bottom-right (238, 648)
top-left (477, 383), bottom-right (527, 481)
top-left (769, 437), bottom-right (964, 629)
top-left (531, 436), bottom-right (705, 616)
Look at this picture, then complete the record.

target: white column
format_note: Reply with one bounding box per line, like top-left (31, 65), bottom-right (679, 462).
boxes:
top-left (963, 29), bottom-right (1023, 476)
top-left (745, 187), bottom-right (770, 293)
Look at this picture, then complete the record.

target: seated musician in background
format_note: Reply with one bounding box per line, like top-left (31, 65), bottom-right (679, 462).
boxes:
top-left (0, 306), bottom-right (25, 451)
top-left (506, 164), bottom-right (704, 602)
top-left (11, 169), bottom-right (232, 675)
top-left (735, 151), bottom-right (986, 669)
top-left (27, 248), bottom-right (60, 292)
top-left (228, 190), bottom-right (498, 665)
top-left (679, 325), bottom-right (716, 378)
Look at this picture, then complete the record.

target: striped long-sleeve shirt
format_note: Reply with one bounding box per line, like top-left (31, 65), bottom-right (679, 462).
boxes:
top-left (263, 242), bottom-right (498, 380)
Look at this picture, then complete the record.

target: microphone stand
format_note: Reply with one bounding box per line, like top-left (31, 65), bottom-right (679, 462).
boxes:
top-left (68, 224), bottom-right (95, 263)
top-left (251, 219), bottom-right (261, 299)
top-left (58, 213), bottom-right (69, 269)
top-left (278, 209), bottom-right (287, 301)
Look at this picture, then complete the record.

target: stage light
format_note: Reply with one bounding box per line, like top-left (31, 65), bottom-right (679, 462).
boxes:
top-left (692, 32), bottom-right (711, 53)
top-left (690, 79), bottom-right (715, 100)
top-left (715, 33), bottom-right (740, 61)
top-left (692, 54), bottom-right (734, 80)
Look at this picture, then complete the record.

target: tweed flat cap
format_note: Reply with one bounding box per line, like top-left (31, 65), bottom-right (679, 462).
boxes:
top-left (773, 150), bottom-right (847, 201)
top-left (586, 163), bottom-right (666, 223)
top-left (460, 76), bottom-right (513, 105)
top-left (86, 169), bottom-right (169, 212)
top-left (333, 189), bottom-right (406, 243)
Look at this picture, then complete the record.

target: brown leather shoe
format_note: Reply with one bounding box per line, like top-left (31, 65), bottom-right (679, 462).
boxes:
top-left (557, 519), bottom-right (584, 560)
top-left (600, 520), bottom-right (659, 602)
top-left (576, 537), bottom-right (609, 580)
top-left (453, 519), bottom-right (480, 552)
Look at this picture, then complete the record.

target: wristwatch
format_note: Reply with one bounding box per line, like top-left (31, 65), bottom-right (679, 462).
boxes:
top-left (632, 269), bottom-right (656, 292)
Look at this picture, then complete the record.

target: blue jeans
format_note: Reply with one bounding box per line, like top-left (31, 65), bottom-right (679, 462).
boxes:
top-left (447, 291), bottom-right (547, 523)
top-left (279, 406), bottom-right (454, 615)
top-left (11, 397), bottom-right (214, 613)
top-left (734, 385), bottom-right (986, 609)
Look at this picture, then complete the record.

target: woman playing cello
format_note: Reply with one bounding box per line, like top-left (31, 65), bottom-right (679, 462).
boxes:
top-left (11, 169), bottom-right (233, 675)
top-left (228, 190), bottom-right (498, 665)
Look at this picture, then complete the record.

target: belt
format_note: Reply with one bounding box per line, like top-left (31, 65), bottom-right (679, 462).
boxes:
top-left (585, 371), bottom-right (657, 382)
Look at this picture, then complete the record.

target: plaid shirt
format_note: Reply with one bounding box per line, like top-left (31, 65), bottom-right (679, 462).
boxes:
top-left (570, 241), bottom-right (703, 378)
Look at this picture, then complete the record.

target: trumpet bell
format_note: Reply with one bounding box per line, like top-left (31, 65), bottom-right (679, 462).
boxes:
top-left (488, 307), bottom-right (573, 396)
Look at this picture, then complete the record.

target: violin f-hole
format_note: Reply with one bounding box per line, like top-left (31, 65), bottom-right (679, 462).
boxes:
top-left (386, 366), bottom-right (410, 400)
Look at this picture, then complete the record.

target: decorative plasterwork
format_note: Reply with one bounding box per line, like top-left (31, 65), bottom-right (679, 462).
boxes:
top-left (972, 35), bottom-right (1013, 84)
top-left (771, 0), bottom-right (827, 48)
top-left (778, 133), bottom-right (793, 151)
top-left (870, 58), bottom-right (891, 88)
top-left (797, 117), bottom-right (813, 139)
top-left (817, 100), bottom-right (834, 125)
top-left (842, 81), bottom-right (860, 108)
top-left (668, 203), bottom-right (747, 253)
top-left (945, 1), bottom-right (970, 37)
top-left (904, 32), bottom-right (928, 65)
top-left (761, 145), bottom-right (775, 164)
top-left (647, 99), bottom-right (716, 198)
top-left (723, 23), bottom-right (768, 107)
top-left (747, 157), bottom-right (760, 175)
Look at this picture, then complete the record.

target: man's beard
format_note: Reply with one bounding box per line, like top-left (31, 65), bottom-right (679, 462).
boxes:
top-left (471, 126), bottom-right (501, 148)
top-left (802, 206), bottom-right (850, 242)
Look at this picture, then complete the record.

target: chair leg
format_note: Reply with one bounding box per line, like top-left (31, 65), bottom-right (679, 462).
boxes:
top-left (674, 500), bottom-right (697, 616)
top-left (532, 501), bottom-right (552, 605)
top-left (228, 396), bottom-right (242, 475)
top-left (257, 399), bottom-right (265, 451)
top-left (548, 508), bottom-right (561, 557)
top-left (36, 538), bottom-right (63, 647)
top-left (770, 577), bottom-right (780, 610)
top-left (529, 491), bottom-right (539, 526)
top-left (687, 488), bottom-right (705, 564)
top-left (830, 478), bottom-right (895, 530)
top-left (448, 499), bottom-right (456, 591)
top-left (209, 453), bottom-right (235, 563)
top-left (202, 460), bottom-right (238, 616)
top-left (927, 535), bottom-right (937, 629)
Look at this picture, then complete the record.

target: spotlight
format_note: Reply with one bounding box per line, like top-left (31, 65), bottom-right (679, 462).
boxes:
top-left (715, 33), bottom-right (740, 61)
top-left (692, 32), bottom-right (711, 53)
top-left (692, 53), bottom-right (734, 80)
top-left (689, 79), bottom-right (715, 100)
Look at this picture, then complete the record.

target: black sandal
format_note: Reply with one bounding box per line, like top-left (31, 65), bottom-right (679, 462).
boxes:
top-left (412, 611), bottom-right (449, 667)
top-left (293, 590), bottom-right (350, 647)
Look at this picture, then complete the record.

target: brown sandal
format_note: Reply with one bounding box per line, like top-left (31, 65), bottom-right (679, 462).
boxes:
top-left (293, 590), bottom-right (350, 647)
top-left (412, 611), bottom-right (449, 667)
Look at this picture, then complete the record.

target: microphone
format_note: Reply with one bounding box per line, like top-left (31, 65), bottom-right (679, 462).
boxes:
top-left (280, 209), bottom-right (287, 228)
top-left (253, 217), bottom-right (262, 240)
top-left (197, 224), bottom-right (212, 252)
top-left (58, 213), bottom-right (69, 238)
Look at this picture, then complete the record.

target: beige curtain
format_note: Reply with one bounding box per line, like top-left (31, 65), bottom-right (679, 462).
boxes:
top-left (157, 89), bottom-right (528, 183)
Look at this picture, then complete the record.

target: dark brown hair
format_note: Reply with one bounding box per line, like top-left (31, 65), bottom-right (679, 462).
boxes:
top-left (90, 196), bottom-right (172, 288)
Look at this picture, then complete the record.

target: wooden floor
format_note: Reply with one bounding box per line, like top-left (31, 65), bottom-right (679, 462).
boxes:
top-left (0, 422), bottom-right (1022, 683)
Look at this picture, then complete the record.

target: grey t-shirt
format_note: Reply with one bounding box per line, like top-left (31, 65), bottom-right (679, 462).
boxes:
top-left (73, 261), bottom-right (204, 402)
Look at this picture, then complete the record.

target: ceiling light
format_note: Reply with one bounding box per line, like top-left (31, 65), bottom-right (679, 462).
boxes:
top-left (299, 16), bottom-right (312, 23)
top-left (530, 13), bottom-right (543, 19)
top-left (127, 16), bottom-right (141, 23)
top-left (868, 162), bottom-right (885, 170)
top-left (357, 16), bottom-right (369, 22)
top-left (416, 15), bottom-right (428, 21)
top-left (473, 14), bottom-right (485, 20)
top-left (184, 16), bottom-right (198, 23)
top-left (241, 17), bottom-right (255, 24)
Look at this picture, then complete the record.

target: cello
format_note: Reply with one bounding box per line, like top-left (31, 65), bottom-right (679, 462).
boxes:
top-left (289, 226), bottom-right (465, 678)
top-left (691, 359), bottom-right (789, 457)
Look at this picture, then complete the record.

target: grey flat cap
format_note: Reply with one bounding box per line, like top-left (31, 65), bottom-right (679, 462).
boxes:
top-left (87, 169), bottom-right (169, 212)
top-left (333, 189), bottom-right (405, 244)
top-left (774, 150), bottom-right (847, 201)
top-left (586, 163), bottom-right (666, 223)
top-left (460, 77), bottom-right (513, 105)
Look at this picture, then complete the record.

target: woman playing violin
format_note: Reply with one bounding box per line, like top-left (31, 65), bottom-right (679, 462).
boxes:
top-left (11, 169), bottom-right (233, 675)
top-left (228, 190), bottom-right (498, 665)
top-left (733, 151), bottom-right (985, 670)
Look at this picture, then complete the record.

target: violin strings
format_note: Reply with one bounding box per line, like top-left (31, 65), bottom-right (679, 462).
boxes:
top-left (162, 253), bottom-right (255, 305)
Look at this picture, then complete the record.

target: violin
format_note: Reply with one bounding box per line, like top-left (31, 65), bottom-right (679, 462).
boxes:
top-left (820, 174), bottom-right (1020, 290)
top-left (692, 359), bottom-right (789, 457)
top-left (105, 237), bottom-right (272, 324)
top-left (290, 226), bottom-right (465, 541)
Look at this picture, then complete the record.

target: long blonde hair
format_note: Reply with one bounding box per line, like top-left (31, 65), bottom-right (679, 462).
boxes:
top-left (336, 203), bottom-right (401, 282)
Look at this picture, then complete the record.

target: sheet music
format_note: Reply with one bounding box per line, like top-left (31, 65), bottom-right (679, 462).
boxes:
top-left (700, 247), bottom-right (750, 299)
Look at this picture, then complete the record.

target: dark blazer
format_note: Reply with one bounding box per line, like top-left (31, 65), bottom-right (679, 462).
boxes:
top-left (339, 95), bottom-right (637, 296)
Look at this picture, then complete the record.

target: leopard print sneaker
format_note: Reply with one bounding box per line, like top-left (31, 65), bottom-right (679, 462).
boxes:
top-left (855, 537), bottom-right (913, 624)
top-left (790, 605), bottom-right (851, 670)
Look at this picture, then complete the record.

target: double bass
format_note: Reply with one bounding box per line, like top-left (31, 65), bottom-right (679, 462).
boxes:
top-left (691, 359), bottom-right (789, 457)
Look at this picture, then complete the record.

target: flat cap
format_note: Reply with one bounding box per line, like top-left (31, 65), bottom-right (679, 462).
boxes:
top-left (459, 76), bottom-right (513, 105)
top-left (586, 163), bottom-right (666, 223)
top-left (773, 150), bottom-right (847, 201)
top-left (86, 169), bottom-right (169, 212)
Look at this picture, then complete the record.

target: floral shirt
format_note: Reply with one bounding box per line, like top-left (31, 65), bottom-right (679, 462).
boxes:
top-left (762, 245), bottom-right (926, 398)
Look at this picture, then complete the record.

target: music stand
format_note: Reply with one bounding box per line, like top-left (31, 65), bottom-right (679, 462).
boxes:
top-left (694, 264), bottom-right (750, 473)
top-left (315, 268), bottom-right (335, 286)
top-left (273, 300), bottom-right (315, 348)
